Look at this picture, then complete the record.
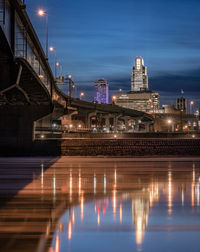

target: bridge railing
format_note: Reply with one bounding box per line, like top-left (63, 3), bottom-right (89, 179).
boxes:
top-left (0, 0), bottom-right (69, 107)
top-left (0, 0), bottom-right (52, 94)
top-left (14, 11), bottom-right (51, 93)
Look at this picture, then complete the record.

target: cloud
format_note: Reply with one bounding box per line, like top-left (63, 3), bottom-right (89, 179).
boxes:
top-left (150, 69), bottom-right (200, 93)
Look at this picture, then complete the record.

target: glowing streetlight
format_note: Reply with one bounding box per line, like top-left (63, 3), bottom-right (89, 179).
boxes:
top-left (190, 100), bottom-right (194, 114)
top-left (80, 92), bottom-right (84, 100)
top-left (38, 9), bottom-right (48, 59)
top-left (49, 46), bottom-right (54, 52)
top-left (112, 96), bottom-right (116, 104)
top-left (167, 119), bottom-right (172, 132)
top-left (49, 46), bottom-right (57, 79)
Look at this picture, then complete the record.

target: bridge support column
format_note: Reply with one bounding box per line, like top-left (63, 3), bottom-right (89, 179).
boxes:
top-left (105, 115), bottom-right (110, 131)
top-left (113, 115), bottom-right (121, 132)
top-left (87, 112), bottom-right (97, 129)
top-left (134, 118), bottom-right (142, 132)
top-left (0, 105), bottom-right (52, 154)
top-left (123, 117), bottom-right (130, 132)
top-left (144, 122), bottom-right (151, 132)
top-left (60, 110), bottom-right (78, 126)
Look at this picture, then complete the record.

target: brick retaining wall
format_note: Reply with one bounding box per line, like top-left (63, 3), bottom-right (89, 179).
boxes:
top-left (33, 138), bottom-right (200, 156)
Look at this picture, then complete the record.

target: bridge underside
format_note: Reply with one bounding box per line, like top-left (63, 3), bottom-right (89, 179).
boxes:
top-left (0, 27), bottom-right (54, 152)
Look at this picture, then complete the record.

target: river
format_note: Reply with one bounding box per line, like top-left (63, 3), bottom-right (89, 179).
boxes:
top-left (0, 157), bottom-right (200, 252)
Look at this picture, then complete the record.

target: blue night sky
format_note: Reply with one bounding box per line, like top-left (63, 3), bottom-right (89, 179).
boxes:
top-left (27, 0), bottom-right (200, 108)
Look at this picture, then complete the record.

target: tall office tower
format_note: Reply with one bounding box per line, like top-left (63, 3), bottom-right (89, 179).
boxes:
top-left (131, 56), bottom-right (148, 91)
top-left (94, 78), bottom-right (109, 104)
top-left (176, 97), bottom-right (187, 113)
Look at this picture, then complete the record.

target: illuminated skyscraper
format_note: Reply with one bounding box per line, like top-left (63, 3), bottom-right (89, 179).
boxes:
top-left (94, 78), bottom-right (109, 104)
top-left (113, 56), bottom-right (160, 113)
top-left (131, 56), bottom-right (148, 91)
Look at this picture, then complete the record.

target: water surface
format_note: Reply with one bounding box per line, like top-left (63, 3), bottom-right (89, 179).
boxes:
top-left (0, 157), bottom-right (200, 252)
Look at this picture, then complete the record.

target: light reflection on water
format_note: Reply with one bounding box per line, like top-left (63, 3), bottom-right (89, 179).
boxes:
top-left (1, 158), bottom-right (200, 252)
top-left (47, 160), bottom-right (200, 252)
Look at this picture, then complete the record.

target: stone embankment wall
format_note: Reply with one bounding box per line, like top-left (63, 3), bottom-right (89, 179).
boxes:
top-left (33, 138), bottom-right (200, 156)
top-left (62, 132), bottom-right (199, 139)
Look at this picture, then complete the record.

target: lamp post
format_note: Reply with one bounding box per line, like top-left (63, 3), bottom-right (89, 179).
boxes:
top-left (112, 96), bottom-right (116, 104)
top-left (67, 75), bottom-right (72, 98)
top-left (49, 46), bottom-right (57, 79)
top-left (57, 62), bottom-right (63, 77)
top-left (190, 101), bottom-right (194, 114)
top-left (167, 119), bottom-right (172, 132)
top-left (80, 92), bottom-right (84, 100)
top-left (38, 9), bottom-right (48, 60)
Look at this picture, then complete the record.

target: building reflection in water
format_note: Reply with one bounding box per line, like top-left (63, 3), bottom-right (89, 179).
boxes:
top-left (120, 203), bottom-right (122, 223)
top-left (94, 172), bottom-right (96, 195)
top-left (132, 197), bottom-right (149, 245)
top-left (78, 170), bottom-right (81, 195)
top-left (69, 169), bottom-right (72, 202)
top-left (168, 170), bottom-right (172, 215)
top-left (104, 173), bottom-right (106, 194)
top-left (41, 163), bottom-right (44, 190)
top-left (53, 174), bottom-right (56, 204)
top-left (47, 161), bottom-right (200, 252)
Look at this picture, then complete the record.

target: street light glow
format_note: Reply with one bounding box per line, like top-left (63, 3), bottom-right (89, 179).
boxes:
top-left (38, 9), bottom-right (46, 16)
top-left (49, 46), bottom-right (54, 51)
top-left (37, 9), bottom-right (48, 59)
top-left (167, 119), bottom-right (172, 124)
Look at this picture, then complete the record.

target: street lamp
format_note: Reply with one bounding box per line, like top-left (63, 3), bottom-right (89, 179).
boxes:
top-left (67, 74), bottom-right (73, 97)
top-left (167, 119), bottom-right (172, 132)
top-left (190, 101), bottom-right (194, 114)
top-left (112, 96), bottom-right (116, 104)
top-left (80, 92), bottom-right (84, 100)
top-left (49, 46), bottom-right (57, 79)
top-left (38, 9), bottom-right (48, 59)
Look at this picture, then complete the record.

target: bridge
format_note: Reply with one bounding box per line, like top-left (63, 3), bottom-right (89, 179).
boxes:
top-left (0, 0), bottom-right (153, 152)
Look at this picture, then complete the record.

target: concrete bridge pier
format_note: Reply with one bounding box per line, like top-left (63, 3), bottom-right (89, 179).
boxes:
top-left (104, 114), bottom-right (110, 131)
top-left (134, 118), bottom-right (142, 132)
top-left (122, 116), bottom-right (131, 131)
top-left (87, 112), bottom-right (97, 129)
top-left (0, 105), bottom-right (52, 154)
top-left (144, 122), bottom-right (152, 132)
top-left (113, 114), bottom-right (121, 132)
top-left (35, 103), bottom-right (68, 130)
top-left (59, 109), bottom-right (78, 127)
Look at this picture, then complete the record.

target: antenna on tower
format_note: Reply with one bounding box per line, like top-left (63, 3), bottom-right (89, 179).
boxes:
top-left (181, 89), bottom-right (184, 95)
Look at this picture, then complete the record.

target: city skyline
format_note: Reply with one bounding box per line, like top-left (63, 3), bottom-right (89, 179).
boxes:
top-left (27, 0), bottom-right (200, 108)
